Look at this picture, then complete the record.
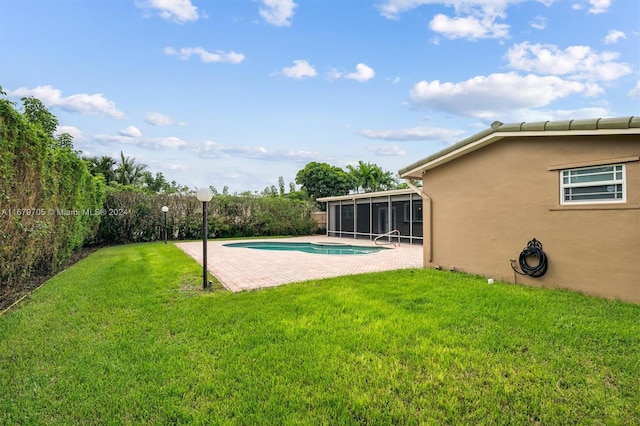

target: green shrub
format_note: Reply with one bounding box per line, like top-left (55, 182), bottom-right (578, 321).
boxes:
top-left (0, 97), bottom-right (105, 291)
top-left (96, 192), bottom-right (316, 244)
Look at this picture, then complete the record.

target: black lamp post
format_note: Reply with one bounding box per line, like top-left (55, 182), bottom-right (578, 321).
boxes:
top-left (161, 205), bottom-right (169, 244)
top-left (196, 187), bottom-right (213, 289)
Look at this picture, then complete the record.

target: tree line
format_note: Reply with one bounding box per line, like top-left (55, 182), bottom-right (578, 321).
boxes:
top-left (0, 87), bottom-right (411, 297)
top-left (83, 152), bottom-right (190, 194)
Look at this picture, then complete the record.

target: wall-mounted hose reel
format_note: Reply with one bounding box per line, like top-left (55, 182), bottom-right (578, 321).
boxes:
top-left (510, 238), bottom-right (548, 278)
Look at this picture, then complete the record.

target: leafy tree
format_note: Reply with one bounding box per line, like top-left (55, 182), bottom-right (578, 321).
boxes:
top-left (347, 161), bottom-right (398, 193)
top-left (85, 154), bottom-right (189, 193)
top-left (295, 162), bottom-right (353, 202)
top-left (166, 180), bottom-right (191, 194)
top-left (278, 176), bottom-right (285, 196)
top-left (142, 171), bottom-right (168, 193)
top-left (21, 96), bottom-right (58, 138)
top-left (84, 155), bottom-right (118, 184)
top-left (396, 179), bottom-right (422, 189)
top-left (261, 185), bottom-right (279, 197)
top-left (115, 151), bottom-right (147, 186)
top-left (56, 132), bottom-right (74, 150)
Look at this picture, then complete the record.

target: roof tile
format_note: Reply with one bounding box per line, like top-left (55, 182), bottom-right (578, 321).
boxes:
top-left (399, 115), bottom-right (639, 178)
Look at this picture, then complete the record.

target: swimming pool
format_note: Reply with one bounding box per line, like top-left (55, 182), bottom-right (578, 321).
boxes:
top-left (223, 241), bottom-right (388, 255)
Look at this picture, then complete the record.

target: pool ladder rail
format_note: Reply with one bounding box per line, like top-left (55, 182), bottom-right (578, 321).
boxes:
top-left (375, 230), bottom-right (401, 247)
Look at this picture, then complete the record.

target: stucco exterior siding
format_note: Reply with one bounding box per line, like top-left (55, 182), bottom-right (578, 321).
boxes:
top-left (420, 135), bottom-right (640, 303)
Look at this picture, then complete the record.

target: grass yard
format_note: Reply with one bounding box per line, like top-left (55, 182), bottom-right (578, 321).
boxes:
top-left (0, 243), bottom-right (638, 425)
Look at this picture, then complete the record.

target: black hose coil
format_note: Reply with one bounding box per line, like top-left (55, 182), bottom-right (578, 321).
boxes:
top-left (511, 238), bottom-right (548, 278)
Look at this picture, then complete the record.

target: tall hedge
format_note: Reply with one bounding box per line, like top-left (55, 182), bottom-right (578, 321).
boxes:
top-left (0, 92), bottom-right (318, 295)
top-left (0, 98), bottom-right (105, 291)
top-left (97, 191), bottom-right (317, 244)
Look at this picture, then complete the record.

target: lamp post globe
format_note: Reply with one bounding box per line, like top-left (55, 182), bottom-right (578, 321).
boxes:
top-left (196, 187), bottom-right (213, 203)
top-left (161, 206), bottom-right (169, 244)
top-left (196, 187), bottom-right (214, 289)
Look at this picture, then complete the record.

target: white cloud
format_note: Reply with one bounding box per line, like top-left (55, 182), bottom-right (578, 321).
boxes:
top-left (279, 149), bottom-right (322, 162)
top-left (366, 144), bottom-right (406, 156)
top-left (145, 112), bottom-right (184, 126)
top-left (409, 72), bottom-right (600, 119)
top-left (345, 63), bottom-right (376, 82)
top-left (377, 0), bottom-right (560, 19)
top-left (259, 0), bottom-right (297, 26)
top-left (55, 125), bottom-right (84, 142)
top-left (604, 29), bottom-right (626, 44)
top-left (529, 16), bottom-right (546, 30)
top-left (485, 106), bottom-right (613, 124)
top-left (376, 0), bottom-right (430, 19)
top-left (135, 0), bottom-right (200, 23)
top-left (195, 140), bottom-right (322, 162)
top-left (93, 134), bottom-right (138, 145)
top-left (119, 125), bottom-right (142, 138)
top-left (588, 0), bottom-right (611, 14)
top-left (164, 47), bottom-right (245, 64)
top-left (544, 107), bottom-right (612, 120)
top-left (429, 12), bottom-right (509, 40)
top-left (147, 137), bottom-right (189, 149)
top-left (330, 63), bottom-right (376, 82)
top-left (360, 126), bottom-right (465, 141)
top-left (164, 163), bottom-right (191, 171)
top-left (8, 85), bottom-right (124, 119)
top-left (275, 60), bottom-right (317, 79)
top-left (628, 82), bottom-right (640, 99)
top-left (506, 42), bottom-right (631, 82)
top-left (94, 134), bottom-right (188, 150)
top-left (377, 0), bottom-right (515, 39)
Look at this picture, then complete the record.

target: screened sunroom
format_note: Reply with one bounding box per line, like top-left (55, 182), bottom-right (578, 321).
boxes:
top-left (317, 189), bottom-right (423, 245)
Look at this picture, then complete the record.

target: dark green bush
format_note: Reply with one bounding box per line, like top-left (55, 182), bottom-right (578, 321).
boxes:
top-left (0, 98), bottom-right (105, 291)
top-left (96, 191), bottom-right (316, 244)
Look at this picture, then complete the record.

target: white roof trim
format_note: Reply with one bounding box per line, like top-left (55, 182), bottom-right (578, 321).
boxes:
top-left (317, 188), bottom-right (415, 202)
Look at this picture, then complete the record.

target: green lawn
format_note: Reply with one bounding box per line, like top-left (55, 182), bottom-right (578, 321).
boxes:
top-left (1, 243), bottom-right (638, 425)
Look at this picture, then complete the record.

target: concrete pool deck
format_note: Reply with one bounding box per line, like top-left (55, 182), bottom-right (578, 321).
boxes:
top-left (176, 236), bottom-right (423, 292)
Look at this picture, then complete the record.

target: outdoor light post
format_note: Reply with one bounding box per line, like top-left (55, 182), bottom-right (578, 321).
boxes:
top-left (196, 187), bottom-right (214, 289)
top-left (161, 205), bottom-right (169, 244)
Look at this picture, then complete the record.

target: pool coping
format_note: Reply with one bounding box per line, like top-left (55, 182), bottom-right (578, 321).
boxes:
top-left (176, 235), bottom-right (424, 292)
top-left (221, 240), bottom-right (389, 254)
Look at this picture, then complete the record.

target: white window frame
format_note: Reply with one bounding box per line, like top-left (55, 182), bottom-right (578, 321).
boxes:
top-left (560, 163), bottom-right (626, 205)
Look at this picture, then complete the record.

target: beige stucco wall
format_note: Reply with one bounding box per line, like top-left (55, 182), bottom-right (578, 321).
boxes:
top-left (421, 134), bottom-right (640, 303)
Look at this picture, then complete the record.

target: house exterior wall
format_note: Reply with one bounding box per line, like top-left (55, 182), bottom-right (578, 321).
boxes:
top-left (421, 134), bottom-right (640, 303)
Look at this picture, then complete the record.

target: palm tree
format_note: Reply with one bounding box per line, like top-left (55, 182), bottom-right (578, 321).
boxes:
top-left (347, 161), bottom-right (397, 193)
top-left (369, 164), bottom-right (397, 192)
top-left (84, 155), bottom-right (117, 183)
top-left (115, 151), bottom-right (147, 186)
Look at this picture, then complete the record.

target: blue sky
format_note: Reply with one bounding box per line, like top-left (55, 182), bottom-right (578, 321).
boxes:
top-left (2, 0), bottom-right (638, 193)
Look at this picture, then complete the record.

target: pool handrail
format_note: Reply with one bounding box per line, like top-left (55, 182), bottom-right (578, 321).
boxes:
top-left (375, 230), bottom-right (401, 247)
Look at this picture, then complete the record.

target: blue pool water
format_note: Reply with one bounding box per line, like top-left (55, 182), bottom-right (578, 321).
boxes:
top-left (223, 241), bottom-right (387, 255)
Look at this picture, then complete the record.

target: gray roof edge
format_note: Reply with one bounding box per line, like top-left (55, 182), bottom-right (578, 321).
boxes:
top-left (399, 116), bottom-right (638, 177)
top-left (398, 126), bottom-right (497, 176)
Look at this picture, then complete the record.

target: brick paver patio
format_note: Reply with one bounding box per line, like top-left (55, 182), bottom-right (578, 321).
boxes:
top-left (176, 236), bottom-right (423, 292)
